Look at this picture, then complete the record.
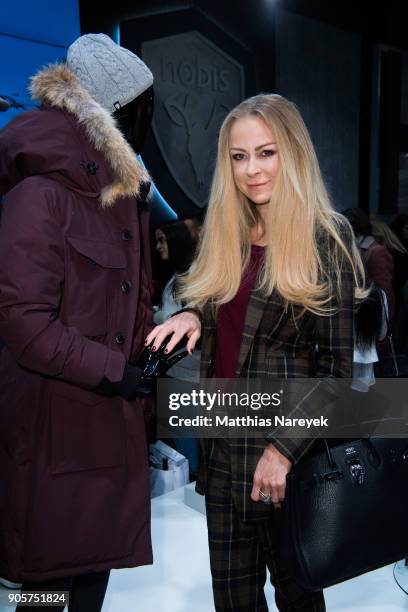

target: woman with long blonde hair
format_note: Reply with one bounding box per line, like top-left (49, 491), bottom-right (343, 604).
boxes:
top-left (146, 94), bottom-right (364, 611)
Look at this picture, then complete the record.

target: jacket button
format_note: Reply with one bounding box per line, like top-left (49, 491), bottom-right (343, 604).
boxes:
top-left (121, 280), bottom-right (132, 294)
top-left (122, 229), bottom-right (132, 241)
top-left (115, 333), bottom-right (126, 345)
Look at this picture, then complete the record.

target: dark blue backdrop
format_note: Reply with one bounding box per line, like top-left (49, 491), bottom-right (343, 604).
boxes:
top-left (0, 0), bottom-right (80, 128)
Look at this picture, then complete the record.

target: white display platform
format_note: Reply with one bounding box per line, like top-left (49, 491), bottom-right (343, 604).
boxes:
top-left (394, 560), bottom-right (408, 595)
top-left (0, 485), bottom-right (406, 611)
top-left (183, 481), bottom-right (206, 515)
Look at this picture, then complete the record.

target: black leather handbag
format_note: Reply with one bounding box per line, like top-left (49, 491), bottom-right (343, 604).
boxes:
top-left (280, 437), bottom-right (408, 591)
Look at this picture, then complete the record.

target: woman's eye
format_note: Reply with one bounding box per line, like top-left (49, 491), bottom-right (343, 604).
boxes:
top-left (261, 149), bottom-right (276, 157)
top-left (232, 153), bottom-right (245, 161)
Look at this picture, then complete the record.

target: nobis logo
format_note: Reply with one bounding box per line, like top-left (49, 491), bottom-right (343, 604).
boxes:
top-left (142, 32), bottom-right (245, 207)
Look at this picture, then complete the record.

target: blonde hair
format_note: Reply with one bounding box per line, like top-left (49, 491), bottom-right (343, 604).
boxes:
top-left (177, 94), bottom-right (366, 315)
top-left (370, 216), bottom-right (408, 254)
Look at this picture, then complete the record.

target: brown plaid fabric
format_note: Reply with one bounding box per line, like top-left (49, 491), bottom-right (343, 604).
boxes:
top-left (205, 438), bottom-right (326, 611)
top-left (196, 223), bottom-right (355, 522)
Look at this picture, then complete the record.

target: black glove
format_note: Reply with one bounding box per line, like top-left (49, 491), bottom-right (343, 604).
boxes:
top-left (135, 337), bottom-right (189, 396)
top-left (93, 363), bottom-right (143, 400)
top-left (93, 338), bottom-right (189, 399)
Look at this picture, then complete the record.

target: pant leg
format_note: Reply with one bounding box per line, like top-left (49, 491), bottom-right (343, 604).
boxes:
top-left (205, 438), bottom-right (269, 612)
top-left (17, 577), bottom-right (72, 612)
top-left (258, 512), bottom-right (325, 612)
top-left (68, 571), bottom-right (110, 612)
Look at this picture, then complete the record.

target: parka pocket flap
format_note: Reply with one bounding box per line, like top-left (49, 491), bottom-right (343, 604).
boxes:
top-left (67, 236), bottom-right (126, 269)
top-left (48, 380), bottom-right (125, 474)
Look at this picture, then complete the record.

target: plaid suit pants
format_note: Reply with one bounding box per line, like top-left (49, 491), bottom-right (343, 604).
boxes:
top-left (205, 438), bottom-right (325, 612)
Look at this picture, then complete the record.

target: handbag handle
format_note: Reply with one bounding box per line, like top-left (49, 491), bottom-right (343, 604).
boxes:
top-left (323, 439), bottom-right (337, 469)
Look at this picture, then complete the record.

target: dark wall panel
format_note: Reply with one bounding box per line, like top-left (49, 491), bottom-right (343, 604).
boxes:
top-left (275, 9), bottom-right (361, 211)
top-left (121, 9), bottom-right (257, 218)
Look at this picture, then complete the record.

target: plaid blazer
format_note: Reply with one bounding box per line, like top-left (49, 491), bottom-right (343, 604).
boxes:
top-left (196, 223), bottom-right (355, 522)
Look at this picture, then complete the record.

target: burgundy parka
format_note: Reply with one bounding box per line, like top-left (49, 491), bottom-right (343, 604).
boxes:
top-left (0, 64), bottom-right (154, 581)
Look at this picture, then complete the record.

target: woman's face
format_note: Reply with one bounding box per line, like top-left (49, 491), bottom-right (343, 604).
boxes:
top-left (155, 229), bottom-right (169, 260)
top-left (229, 116), bottom-right (280, 207)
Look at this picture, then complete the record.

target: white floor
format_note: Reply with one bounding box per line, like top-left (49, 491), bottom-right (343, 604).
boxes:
top-left (1, 485), bottom-right (407, 611)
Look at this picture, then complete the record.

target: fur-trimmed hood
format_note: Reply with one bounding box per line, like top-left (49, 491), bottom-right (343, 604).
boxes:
top-left (0, 63), bottom-right (150, 207)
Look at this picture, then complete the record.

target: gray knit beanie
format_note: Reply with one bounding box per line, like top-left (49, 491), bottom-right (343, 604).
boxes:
top-left (67, 33), bottom-right (153, 113)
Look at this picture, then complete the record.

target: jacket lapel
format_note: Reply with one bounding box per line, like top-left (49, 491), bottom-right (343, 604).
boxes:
top-left (234, 287), bottom-right (285, 376)
top-left (201, 287), bottom-right (286, 378)
top-left (200, 304), bottom-right (217, 378)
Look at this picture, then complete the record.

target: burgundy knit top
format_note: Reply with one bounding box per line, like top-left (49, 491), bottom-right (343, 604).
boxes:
top-left (214, 245), bottom-right (265, 378)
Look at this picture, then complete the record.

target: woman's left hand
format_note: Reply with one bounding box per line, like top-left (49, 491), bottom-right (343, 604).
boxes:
top-left (251, 444), bottom-right (292, 507)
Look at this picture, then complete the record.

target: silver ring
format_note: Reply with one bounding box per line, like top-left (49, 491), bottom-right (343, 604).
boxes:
top-left (259, 489), bottom-right (272, 505)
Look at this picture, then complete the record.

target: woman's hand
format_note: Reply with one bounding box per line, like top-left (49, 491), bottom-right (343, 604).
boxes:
top-left (145, 311), bottom-right (202, 355)
top-left (251, 443), bottom-right (292, 507)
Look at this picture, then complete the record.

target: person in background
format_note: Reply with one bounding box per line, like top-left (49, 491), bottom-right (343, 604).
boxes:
top-left (370, 216), bottom-right (408, 315)
top-left (146, 93), bottom-right (365, 611)
top-left (342, 208), bottom-right (395, 327)
top-left (0, 33), bottom-right (155, 611)
top-left (154, 220), bottom-right (198, 326)
top-left (352, 283), bottom-right (388, 392)
top-left (390, 213), bottom-right (408, 252)
top-left (182, 213), bottom-right (204, 241)
top-left (154, 220), bottom-right (200, 475)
